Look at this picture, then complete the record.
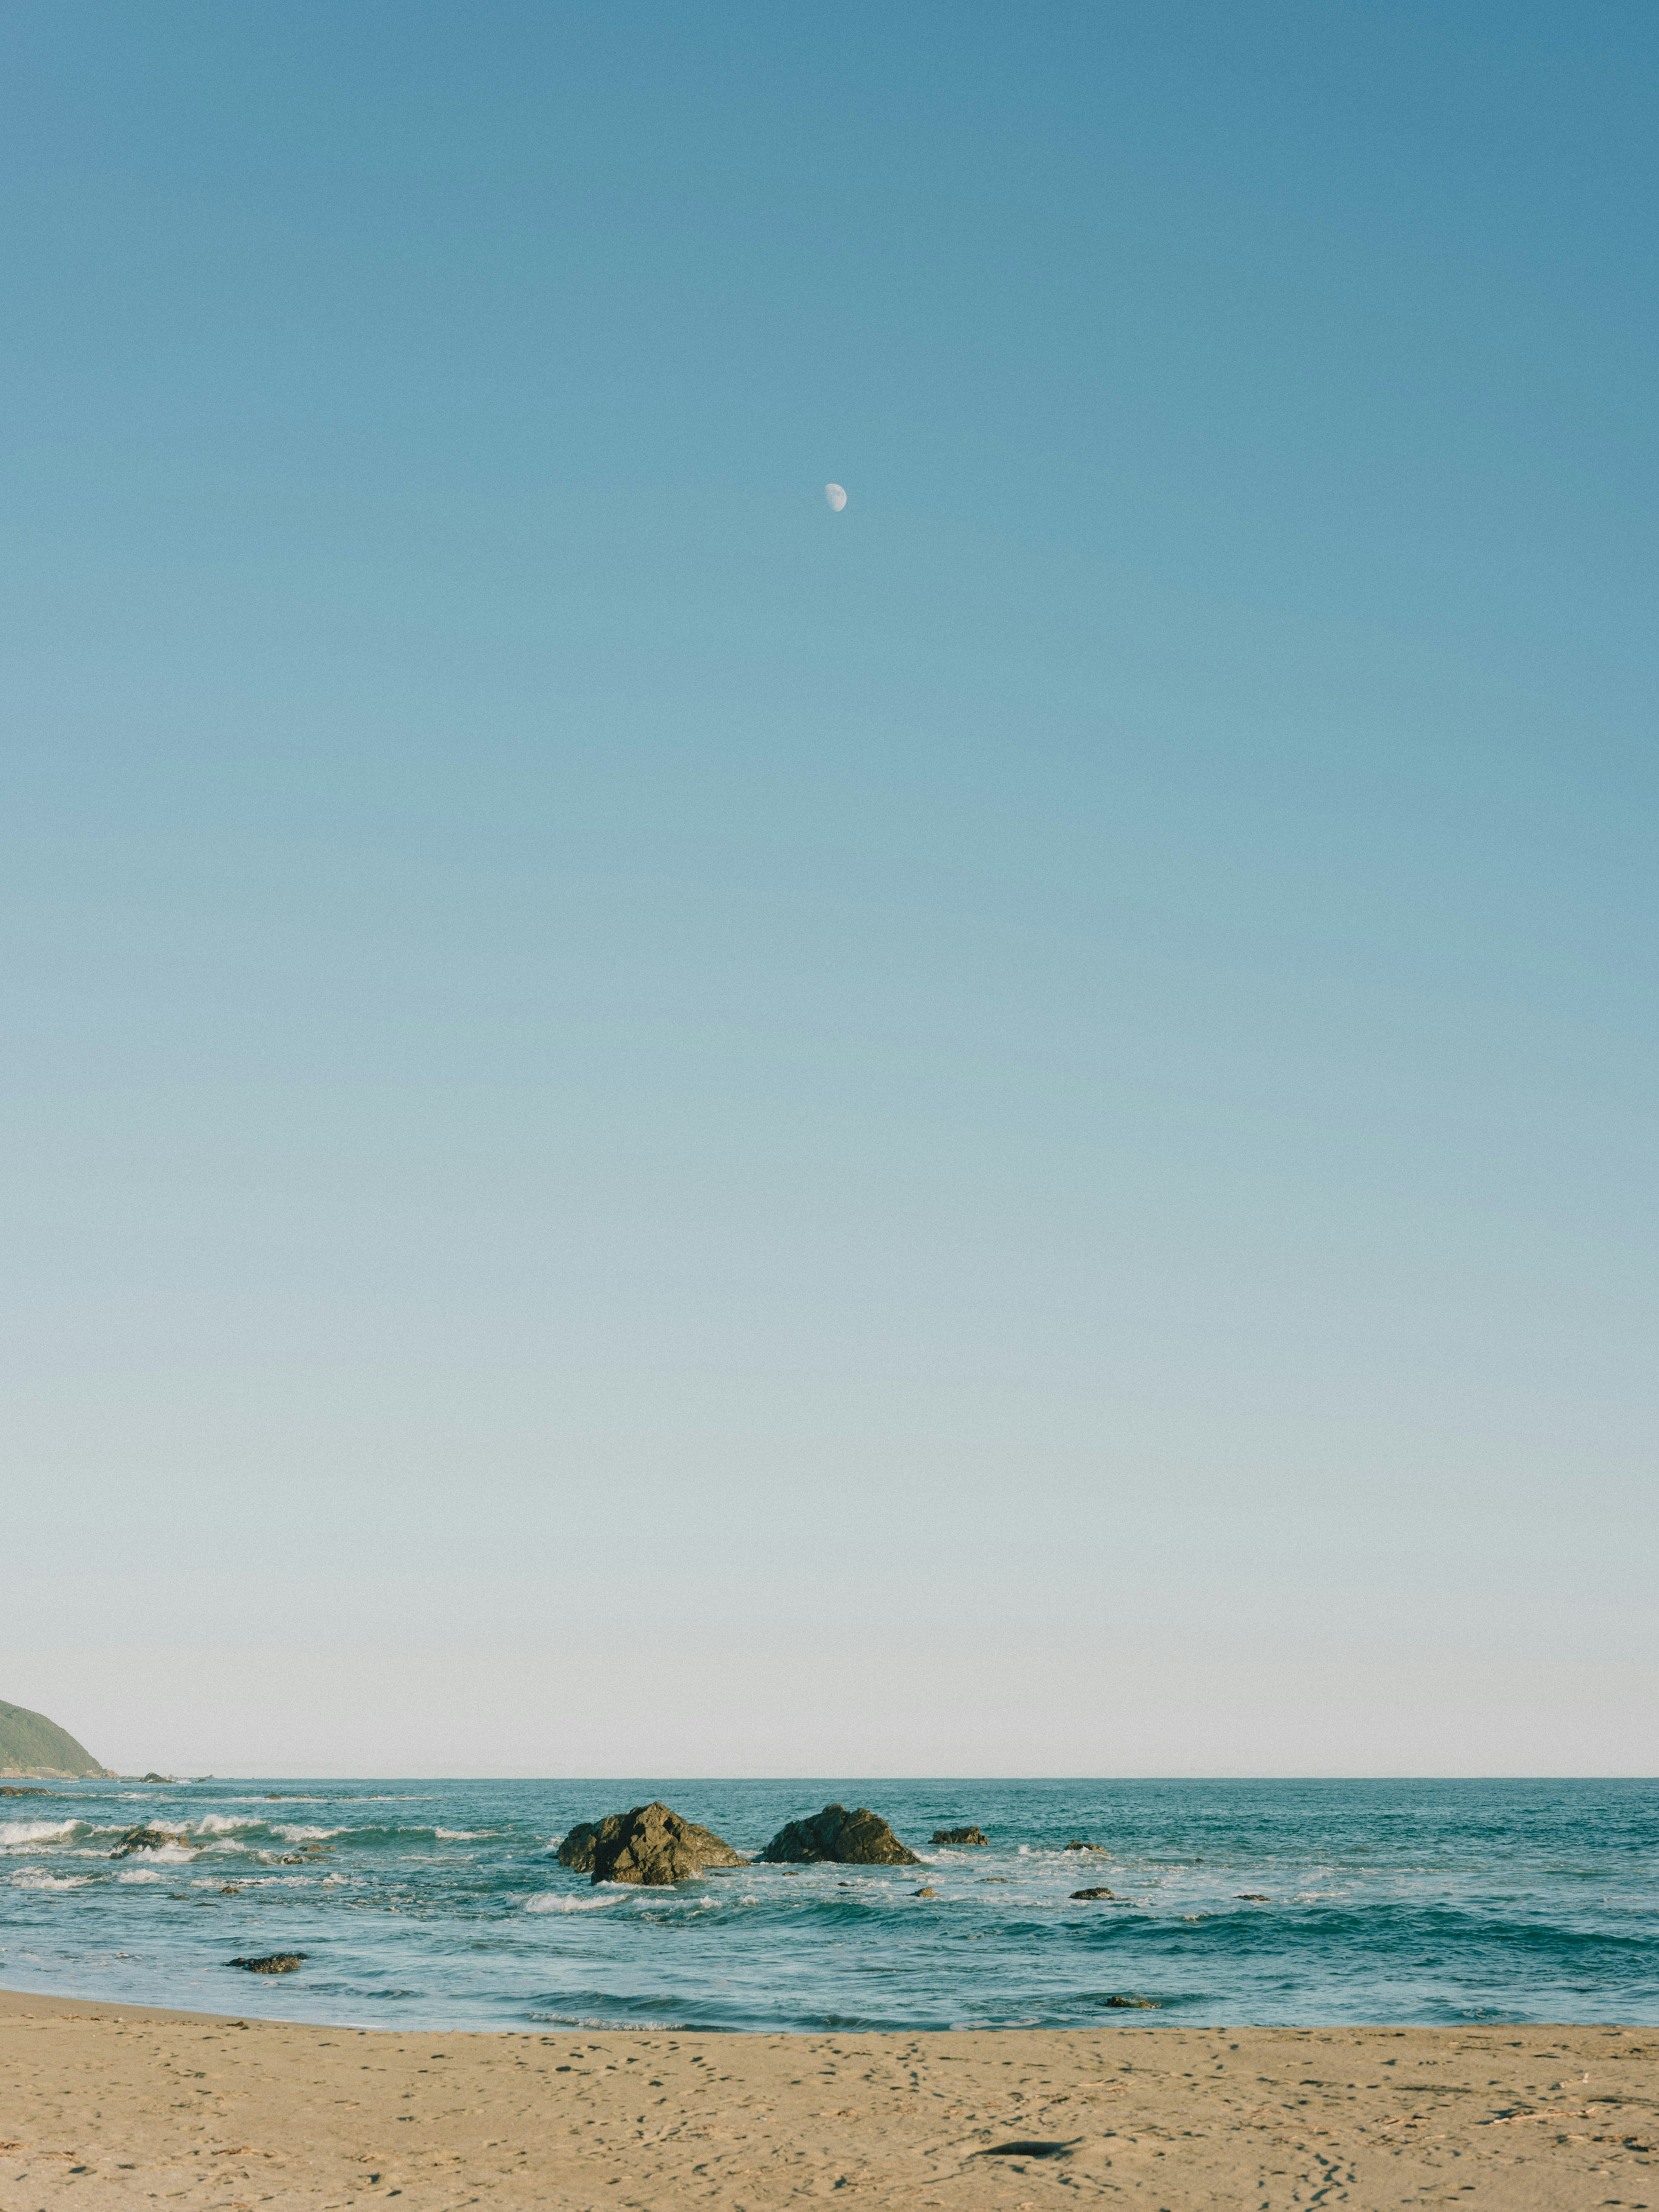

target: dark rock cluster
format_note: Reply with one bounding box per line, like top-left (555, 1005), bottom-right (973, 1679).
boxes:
top-left (228, 1953), bottom-right (307, 1974)
top-left (931, 1826), bottom-right (988, 1846)
top-left (111, 1826), bottom-right (188, 1858)
top-left (759, 1804), bottom-right (920, 1866)
top-left (558, 1801), bottom-right (745, 1886)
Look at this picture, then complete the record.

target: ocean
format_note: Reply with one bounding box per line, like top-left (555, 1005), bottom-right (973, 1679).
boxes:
top-left (3, 1777), bottom-right (1655, 2032)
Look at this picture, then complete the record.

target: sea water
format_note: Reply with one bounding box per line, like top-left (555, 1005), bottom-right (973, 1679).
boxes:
top-left (2, 1777), bottom-right (1655, 2031)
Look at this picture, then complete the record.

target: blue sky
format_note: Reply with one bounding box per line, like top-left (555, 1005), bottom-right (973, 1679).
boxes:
top-left (3, 2), bottom-right (1655, 1774)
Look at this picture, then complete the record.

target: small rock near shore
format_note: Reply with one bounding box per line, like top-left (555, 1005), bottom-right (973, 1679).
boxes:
top-left (914, 1885), bottom-right (939, 1898)
top-left (1064, 1840), bottom-right (1105, 1852)
top-left (1071, 1886), bottom-right (1116, 1900)
top-left (566, 1802), bottom-right (746, 1885)
top-left (228, 1953), bottom-right (307, 1974)
top-left (931, 1826), bottom-right (988, 1846)
top-left (759, 1804), bottom-right (921, 1866)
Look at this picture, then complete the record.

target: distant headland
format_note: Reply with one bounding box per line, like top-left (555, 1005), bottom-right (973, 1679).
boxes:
top-left (0, 1698), bottom-right (112, 1779)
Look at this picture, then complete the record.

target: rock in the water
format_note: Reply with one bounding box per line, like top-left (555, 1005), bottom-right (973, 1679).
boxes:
top-left (1104, 1994), bottom-right (1159, 2008)
top-left (1071, 1886), bottom-right (1116, 1900)
top-left (759, 1804), bottom-right (921, 1866)
top-left (556, 1821), bottom-right (601, 1873)
top-left (914, 1885), bottom-right (939, 1898)
top-left (140, 1772), bottom-right (175, 1784)
top-left (1064, 1840), bottom-right (1104, 1852)
top-left (571, 1802), bottom-right (746, 1886)
top-left (931, 1826), bottom-right (988, 1846)
top-left (111, 1826), bottom-right (186, 1858)
top-left (229, 1953), bottom-right (307, 1974)
top-left (0, 1786), bottom-right (48, 1797)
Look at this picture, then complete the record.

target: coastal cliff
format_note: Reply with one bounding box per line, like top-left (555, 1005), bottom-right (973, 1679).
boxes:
top-left (0, 1698), bottom-right (112, 1778)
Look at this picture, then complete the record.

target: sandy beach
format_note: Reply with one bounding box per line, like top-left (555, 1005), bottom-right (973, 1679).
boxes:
top-left (2, 1987), bottom-right (1654, 2209)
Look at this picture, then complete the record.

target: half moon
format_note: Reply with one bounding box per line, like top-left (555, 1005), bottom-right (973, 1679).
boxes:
top-left (825, 483), bottom-right (847, 512)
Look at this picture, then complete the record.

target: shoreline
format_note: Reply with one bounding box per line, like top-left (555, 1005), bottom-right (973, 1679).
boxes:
top-left (4, 1984), bottom-right (1655, 2208)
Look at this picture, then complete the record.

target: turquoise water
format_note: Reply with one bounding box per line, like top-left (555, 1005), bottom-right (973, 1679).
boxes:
top-left (3, 1778), bottom-right (1655, 2031)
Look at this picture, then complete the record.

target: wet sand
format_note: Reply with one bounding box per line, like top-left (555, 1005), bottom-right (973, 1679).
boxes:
top-left (2, 1985), bottom-right (1655, 2208)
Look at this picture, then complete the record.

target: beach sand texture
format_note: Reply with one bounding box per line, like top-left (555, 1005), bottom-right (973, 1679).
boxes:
top-left (2, 1988), bottom-right (1655, 2209)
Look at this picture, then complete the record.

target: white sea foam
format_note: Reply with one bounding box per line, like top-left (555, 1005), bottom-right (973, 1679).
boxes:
top-left (0, 1820), bottom-right (82, 1847)
top-left (274, 1824), bottom-right (343, 1842)
top-left (117, 1869), bottom-right (162, 1883)
top-left (12, 1871), bottom-right (93, 1889)
top-left (190, 1814), bottom-right (257, 1835)
top-left (435, 1828), bottom-right (488, 1840)
top-left (524, 1892), bottom-right (620, 1913)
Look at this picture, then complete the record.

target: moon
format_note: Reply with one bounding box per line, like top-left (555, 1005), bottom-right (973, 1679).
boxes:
top-left (825, 483), bottom-right (847, 512)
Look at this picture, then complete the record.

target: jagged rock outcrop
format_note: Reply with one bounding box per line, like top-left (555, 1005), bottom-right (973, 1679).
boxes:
top-left (111, 1826), bottom-right (186, 1857)
top-left (229, 1953), bottom-right (307, 1974)
top-left (0, 1698), bottom-right (111, 1779)
top-left (759, 1804), bottom-right (920, 1866)
top-left (1070, 1886), bottom-right (1116, 1900)
top-left (931, 1826), bottom-right (988, 1846)
top-left (562, 1802), bottom-right (745, 1885)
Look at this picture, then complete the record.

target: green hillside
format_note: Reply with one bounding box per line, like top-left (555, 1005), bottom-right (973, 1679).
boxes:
top-left (0, 1699), bottom-right (112, 1778)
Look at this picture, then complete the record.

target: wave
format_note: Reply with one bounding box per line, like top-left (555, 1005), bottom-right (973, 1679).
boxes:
top-left (524, 1891), bottom-right (623, 1913)
top-left (0, 1820), bottom-right (83, 1847)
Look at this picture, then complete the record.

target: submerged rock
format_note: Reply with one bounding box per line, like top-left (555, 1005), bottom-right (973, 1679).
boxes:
top-left (1071, 1886), bottom-right (1116, 1900)
top-left (1064, 1840), bottom-right (1105, 1852)
top-left (1104, 1994), bottom-right (1159, 2009)
top-left (228, 1953), bottom-right (307, 1974)
top-left (759, 1804), bottom-right (921, 1866)
top-left (914, 1885), bottom-right (939, 1898)
top-left (111, 1826), bottom-right (187, 1858)
top-left (566, 1802), bottom-right (746, 1885)
top-left (931, 1826), bottom-right (988, 1846)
